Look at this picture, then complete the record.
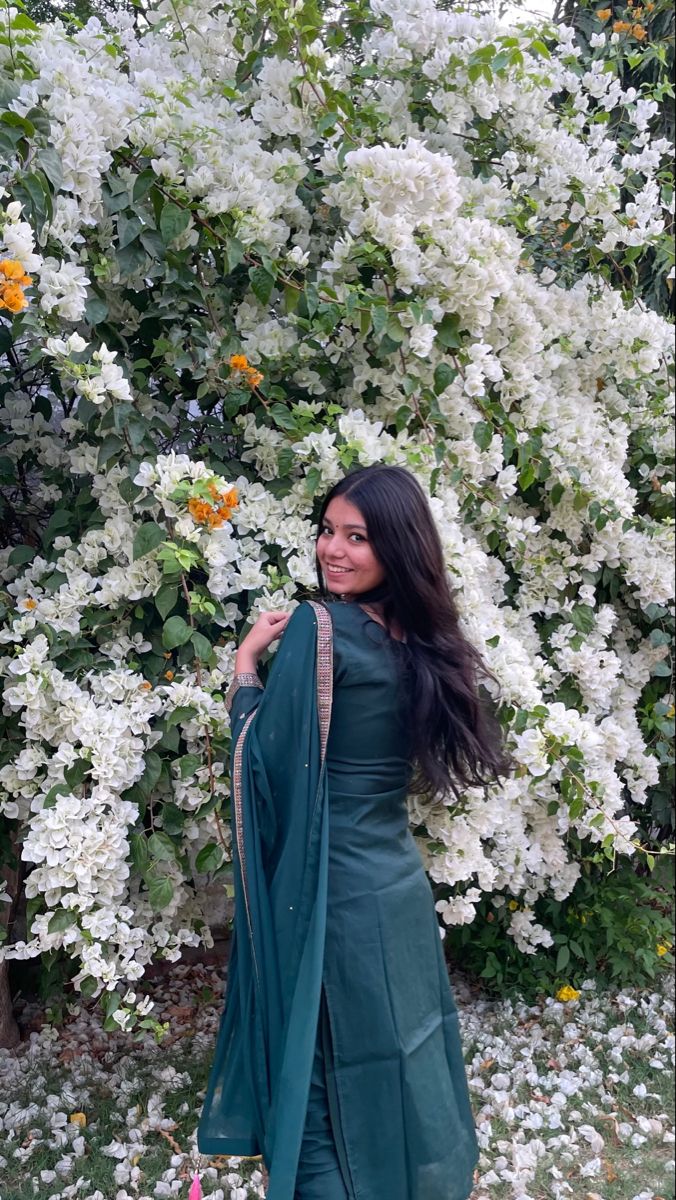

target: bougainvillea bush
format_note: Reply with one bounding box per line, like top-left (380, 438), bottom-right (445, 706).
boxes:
top-left (0, 0), bottom-right (673, 1028)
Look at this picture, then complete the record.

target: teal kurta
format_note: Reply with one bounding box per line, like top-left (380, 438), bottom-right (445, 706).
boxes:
top-left (198, 599), bottom-right (479, 1200)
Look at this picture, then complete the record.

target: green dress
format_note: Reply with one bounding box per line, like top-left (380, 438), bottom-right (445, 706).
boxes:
top-left (198, 600), bottom-right (479, 1200)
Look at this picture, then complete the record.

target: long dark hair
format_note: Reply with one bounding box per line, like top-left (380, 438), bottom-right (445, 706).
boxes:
top-left (315, 464), bottom-right (510, 799)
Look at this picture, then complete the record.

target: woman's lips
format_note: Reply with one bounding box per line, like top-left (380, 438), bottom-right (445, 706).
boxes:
top-left (325, 565), bottom-right (352, 574)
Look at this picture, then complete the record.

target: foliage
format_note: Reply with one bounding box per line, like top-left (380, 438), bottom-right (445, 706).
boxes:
top-left (554, 0), bottom-right (675, 314)
top-left (445, 855), bottom-right (675, 999)
top-left (0, 0), bottom-right (673, 1026)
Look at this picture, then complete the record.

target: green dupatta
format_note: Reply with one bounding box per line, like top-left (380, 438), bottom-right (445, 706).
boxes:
top-left (198, 601), bottom-right (333, 1199)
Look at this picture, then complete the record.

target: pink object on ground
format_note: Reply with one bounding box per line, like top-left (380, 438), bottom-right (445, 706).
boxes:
top-left (188, 1173), bottom-right (202, 1200)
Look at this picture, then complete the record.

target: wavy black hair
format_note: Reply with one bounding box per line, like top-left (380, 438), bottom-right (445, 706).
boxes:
top-left (315, 464), bottom-right (510, 799)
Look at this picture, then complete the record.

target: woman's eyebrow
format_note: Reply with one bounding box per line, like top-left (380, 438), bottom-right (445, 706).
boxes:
top-left (326, 521), bottom-right (367, 532)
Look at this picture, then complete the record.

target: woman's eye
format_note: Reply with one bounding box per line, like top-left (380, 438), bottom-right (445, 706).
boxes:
top-left (350, 533), bottom-right (365, 543)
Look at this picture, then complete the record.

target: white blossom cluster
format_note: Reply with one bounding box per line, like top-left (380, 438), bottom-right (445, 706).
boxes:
top-left (0, 0), bottom-right (673, 998)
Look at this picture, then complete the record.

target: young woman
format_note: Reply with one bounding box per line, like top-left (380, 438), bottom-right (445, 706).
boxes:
top-left (198, 464), bottom-right (509, 1200)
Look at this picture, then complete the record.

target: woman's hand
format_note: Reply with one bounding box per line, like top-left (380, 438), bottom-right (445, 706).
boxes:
top-left (235, 611), bottom-right (291, 674)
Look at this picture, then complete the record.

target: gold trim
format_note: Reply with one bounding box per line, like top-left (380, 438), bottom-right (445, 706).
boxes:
top-left (232, 709), bottom-right (259, 982)
top-left (225, 672), bottom-right (263, 715)
top-left (307, 600), bottom-right (333, 763)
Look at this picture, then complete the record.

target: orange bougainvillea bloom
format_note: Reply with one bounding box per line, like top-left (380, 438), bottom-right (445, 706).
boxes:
top-left (631, 22), bottom-right (647, 38)
top-left (188, 484), bottom-right (238, 528)
top-left (140, 681), bottom-right (153, 691)
top-left (0, 281), bottom-right (29, 313)
top-left (164, 670), bottom-right (174, 681)
top-left (228, 353), bottom-right (263, 389)
top-left (0, 258), bottom-right (32, 284)
top-left (613, 19), bottom-right (632, 31)
top-left (0, 259), bottom-right (32, 314)
top-left (596, 7), bottom-right (611, 18)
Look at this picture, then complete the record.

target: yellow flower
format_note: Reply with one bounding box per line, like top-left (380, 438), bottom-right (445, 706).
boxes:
top-left (556, 985), bottom-right (581, 1002)
top-left (596, 7), bottom-right (611, 18)
top-left (69, 1112), bottom-right (87, 1127)
top-left (21, 597), bottom-right (38, 610)
top-left (508, 899), bottom-right (519, 911)
top-left (656, 943), bottom-right (671, 957)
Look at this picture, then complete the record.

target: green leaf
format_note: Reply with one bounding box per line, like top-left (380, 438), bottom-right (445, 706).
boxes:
top-left (249, 265), bottom-right (275, 305)
top-left (42, 509), bottom-right (72, 546)
top-left (118, 214), bottom-right (143, 249)
top-left (178, 753), bottom-right (202, 779)
top-left (8, 544), bottom-right (36, 567)
top-left (130, 832), bottom-right (150, 873)
top-left (147, 873), bottom-right (174, 911)
top-left (148, 831), bottom-right (177, 862)
top-left (225, 236), bottom-right (245, 272)
top-left (98, 434), bottom-right (123, 469)
top-left (42, 783), bottom-right (70, 808)
top-left (191, 631), bottom-right (213, 660)
top-left (473, 421), bottom-right (493, 452)
top-left (195, 842), bottom-right (224, 874)
top-left (133, 521), bottom-right (166, 561)
top-left (143, 751), bottom-right (163, 791)
top-left (436, 314), bottom-right (461, 349)
top-left (48, 909), bottom-right (77, 933)
top-left (550, 483), bottom-right (565, 506)
top-left (569, 605), bottom-right (595, 635)
top-left (160, 202), bottom-right (190, 244)
top-left (162, 616), bottom-right (193, 650)
top-left (165, 704), bottom-right (197, 727)
top-left (433, 363), bottom-right (457, 395)
top-left (556, 944), bottom-right (571, 972)
top-left (64, 758), bottom-right (91, 788)
top-left (84, 292), bottom-right (109, 324)
top-left (133, 168), bottom-right (156, 202)
top-left (37, 146), bottom-right (63, 192)
top-left (155, 585), bottom-right (178, 620)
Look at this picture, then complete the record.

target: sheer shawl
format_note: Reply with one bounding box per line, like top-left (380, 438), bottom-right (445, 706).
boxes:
top-left (198, 601), bottom-right (333, 1200)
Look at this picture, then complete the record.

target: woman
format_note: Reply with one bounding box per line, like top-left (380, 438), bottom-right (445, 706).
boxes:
top-left (198, 464), bottom-right (509, 1200)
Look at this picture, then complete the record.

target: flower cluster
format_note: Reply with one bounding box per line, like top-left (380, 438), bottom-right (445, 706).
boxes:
top-left (0, 258), bottom-right (32, 314)
top-left (0, 0), bottom-right (672, 1001)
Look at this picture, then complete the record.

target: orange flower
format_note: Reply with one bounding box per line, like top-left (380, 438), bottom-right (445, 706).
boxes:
top-left (164, 670), bottom-right (174, 681)
top-left (187, 497), bottom-right (213, 524)
top-left (631, 22), bottom-right (647, 37)
top-left (221, 486), bottom-right (238, 509)
top-left (140, 681), bottom-right (153, 691)
top-left (244, 367), bottom-right (264, 389)
top-left (613, 19), bottom-right (632, 31)
top-left (22, 597), bottom-right (38, 610)
top-left (0, 258), bottom-right (31, 285)
top-left (562, 241), bottom-right (574, 251)
top-left (596, 7), bottom-right (611, 18)
top-left (229, 354), bottom-right (250, 371)
top-left (0, 281), bottom-right (28, 313)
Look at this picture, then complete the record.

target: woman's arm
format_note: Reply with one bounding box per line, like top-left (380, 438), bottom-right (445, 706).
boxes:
top-left (226, 609), bottom-right (292, 730)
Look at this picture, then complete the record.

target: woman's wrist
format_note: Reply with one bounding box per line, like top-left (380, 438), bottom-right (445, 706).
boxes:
top-left (235, 643), bottom-right (260, 676)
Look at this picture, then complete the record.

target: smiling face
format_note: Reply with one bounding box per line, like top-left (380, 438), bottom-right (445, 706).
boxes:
top-left (316, 495), bottom-right (386, 597)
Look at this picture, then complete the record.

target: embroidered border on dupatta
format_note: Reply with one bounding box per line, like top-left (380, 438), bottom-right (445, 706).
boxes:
top-left (232, 708), bottom-right (259, 981)
top-left (307, 600), bottom-right (333, 760)
top-left (230, 601), bottom-right (333, 985)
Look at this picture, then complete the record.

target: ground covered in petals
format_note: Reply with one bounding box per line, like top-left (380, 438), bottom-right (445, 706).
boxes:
top-left (0, 961), bottom-right (673, 1200)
